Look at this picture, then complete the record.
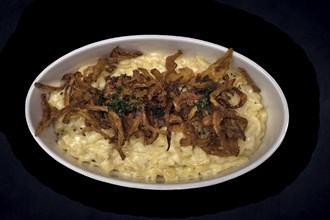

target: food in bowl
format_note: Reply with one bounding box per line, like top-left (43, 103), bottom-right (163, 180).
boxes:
top-left (33, 46), bottom-right (268, 183)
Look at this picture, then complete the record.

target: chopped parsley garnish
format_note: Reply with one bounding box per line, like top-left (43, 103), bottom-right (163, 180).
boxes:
top-left (110, 92), bottom-right (120, 100)
top-left (202, 75), bottom-right (210, 82)
top-left (196, 85), bottom-right (215, 115)
top-left (98, 97), bottom-right (106, 105)
top-left (197, 97), bottom-right (210, 108)
top-left (203, 86), bottom-right (215, 96)
top-left (150, 107), bottom-right (164, 117)
top-left (98, 88), bottom-right (139, 116)
top-left (108, 98), bottom-right (136, 116)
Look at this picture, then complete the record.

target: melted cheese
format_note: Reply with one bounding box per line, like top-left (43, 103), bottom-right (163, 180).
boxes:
top-left (48, 52), bottom-right (268, 182)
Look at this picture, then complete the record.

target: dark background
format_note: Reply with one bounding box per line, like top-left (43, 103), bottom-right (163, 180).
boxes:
top-left (0, 0), bottom-right (329, 219)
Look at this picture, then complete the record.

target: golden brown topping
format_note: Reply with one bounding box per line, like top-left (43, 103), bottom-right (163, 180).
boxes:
top-left (35, 47), bottom-right (257, 159)
top-left (237, 67), bottom-right (261, 93)
top-left (34, 82), bottom-right (64, 91)
top-left (198, 48), bottom-right (233, 82)
top-left (35, 93), bottom-right (57, 135)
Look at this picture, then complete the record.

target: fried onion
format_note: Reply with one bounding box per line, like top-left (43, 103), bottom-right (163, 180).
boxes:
top-left (35, 47), bottom-right (257, 159)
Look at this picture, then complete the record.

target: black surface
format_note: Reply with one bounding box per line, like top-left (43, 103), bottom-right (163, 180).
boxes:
top-left (0, 0), bottom-right (329, 219)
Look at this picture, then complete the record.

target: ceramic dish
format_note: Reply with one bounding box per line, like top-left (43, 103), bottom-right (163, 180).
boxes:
top-left (25, 35), bottom-right (289, 190)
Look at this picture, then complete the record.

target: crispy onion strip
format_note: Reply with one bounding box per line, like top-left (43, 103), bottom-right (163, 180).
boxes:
top-left (35, 47), bottom-right (256, 159)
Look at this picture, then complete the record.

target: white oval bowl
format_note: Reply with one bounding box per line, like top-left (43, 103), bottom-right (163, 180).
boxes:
top-left (25, 35), bottom-right (289, 190)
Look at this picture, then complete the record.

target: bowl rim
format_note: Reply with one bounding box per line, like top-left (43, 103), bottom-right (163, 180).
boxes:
top-left (25, 34), bottom-right (289, 190)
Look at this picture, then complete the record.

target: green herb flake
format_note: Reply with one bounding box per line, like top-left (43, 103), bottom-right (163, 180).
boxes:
top-left (151, 107), bottom-right (164, 117)
top-left (98, 97), bottom-right (106, 105)
top-left (108, 99), bottom-right (136, 116)
top-left (198, 97), bottom-right (209, 108)
top-left (110, 92), bottom-right (119, 100)
top-left (204, 87), bottom-right (215, 96)
top-left (202, 75), bottom-right (210, 82)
